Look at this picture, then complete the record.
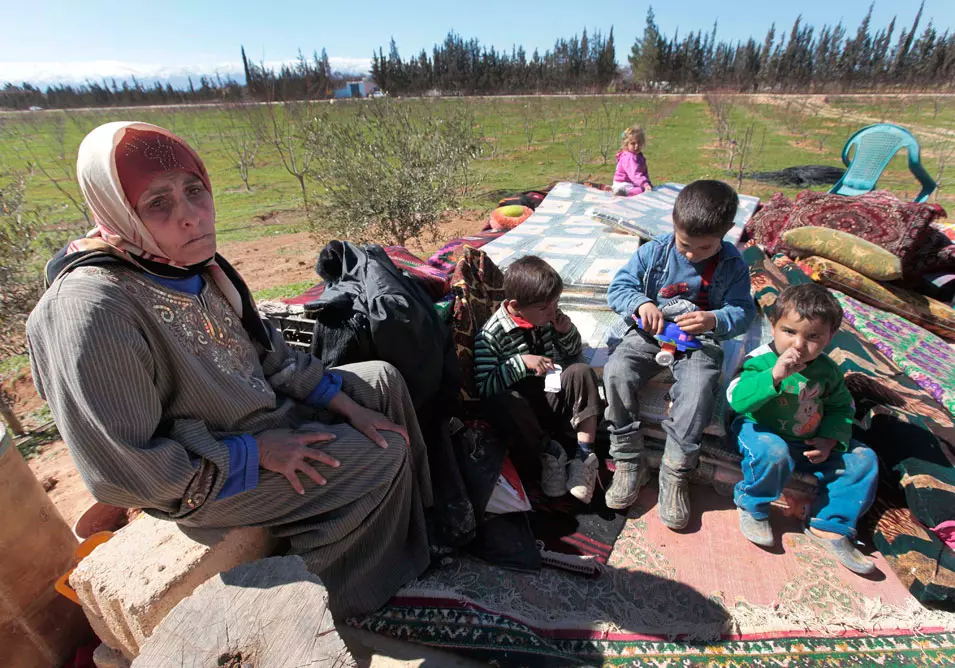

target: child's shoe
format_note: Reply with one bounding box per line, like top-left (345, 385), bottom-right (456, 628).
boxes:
top-left (738, 507), bottom-right (774, 547)
top-left (657, 468), bottom-right (691, 530)
top-left (605, 461), bottom-right (646, 510)
top-left (804, 528), bottom-right (876, 575)
top-left (567, 453), bottom-right (599, 503)
top-left (539, 444), bottom-right (569, 497)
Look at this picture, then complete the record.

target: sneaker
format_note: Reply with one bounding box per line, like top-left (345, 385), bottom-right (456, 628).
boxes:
top-left (605, 461), bottom-right (646, 510)
top-left (738, 507), bottom-right (774, 547)
top-left (539, 446), bottom-right (569, 497)
top-left (804, 528), bottom-right (877, 575)
top-left (657, 469), bottom-right (690, 530)
top-left (567, 453), bottom-right (599, 503)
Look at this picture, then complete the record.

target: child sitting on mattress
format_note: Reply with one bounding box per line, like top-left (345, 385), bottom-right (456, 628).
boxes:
top-left (727, 283), bottom-right (879, 575)
top-left (474, 256), bottom-right (603, 504)
top-left (612, 126), bottom-right (652, 196)
top-left (603, 180), bottom-right (756, 528)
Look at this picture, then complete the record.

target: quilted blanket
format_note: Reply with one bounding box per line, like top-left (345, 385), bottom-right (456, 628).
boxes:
top-left (592, 182), bottom-right (760, 246)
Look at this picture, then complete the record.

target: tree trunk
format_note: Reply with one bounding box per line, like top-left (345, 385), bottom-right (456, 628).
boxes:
top-left (133, 556), bottom-right (356, 668)
top-left (0, 400), bottom-right (23, 436)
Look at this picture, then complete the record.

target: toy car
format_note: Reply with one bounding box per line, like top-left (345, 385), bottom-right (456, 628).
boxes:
top-left (634, 317), bottom-right (702, 366)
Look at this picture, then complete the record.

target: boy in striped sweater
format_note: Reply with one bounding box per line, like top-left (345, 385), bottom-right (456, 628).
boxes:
top-left (475, 256), bottom-right (603, 503)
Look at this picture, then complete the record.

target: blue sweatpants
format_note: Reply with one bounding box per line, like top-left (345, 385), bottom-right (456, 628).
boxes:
top-left (732, 419), bottom-right (879, 538)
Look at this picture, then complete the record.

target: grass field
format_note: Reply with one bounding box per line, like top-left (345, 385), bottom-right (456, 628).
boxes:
top-left (1, 93), bottom-right (953, 316)
top-left (4, 95), bottom-right (953, 236)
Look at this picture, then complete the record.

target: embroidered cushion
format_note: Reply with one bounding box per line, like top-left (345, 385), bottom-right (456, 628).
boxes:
top-left (782, 227), bottom-right (902, 281)
top-left (798, 256), bottom-right (955, 341)
top-left (745, 192), bottom-right (796, 252)
top-left (748, 190), bottom-right (948, 282)
top-left (741, 244), bottom-right (789, 318)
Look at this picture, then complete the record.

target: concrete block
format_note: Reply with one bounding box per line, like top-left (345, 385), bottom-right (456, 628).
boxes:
top-left (70, 513), bottom-right (274, 659)
top-left (93, 643), bottom-right (132, 668)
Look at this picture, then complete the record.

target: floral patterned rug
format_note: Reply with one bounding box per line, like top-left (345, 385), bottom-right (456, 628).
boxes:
top-left (350, 484), bottom-right (955, 666)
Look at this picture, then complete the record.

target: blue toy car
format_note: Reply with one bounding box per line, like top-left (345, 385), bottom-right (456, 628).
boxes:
top-left (635, 317), bottom-right (702, 366)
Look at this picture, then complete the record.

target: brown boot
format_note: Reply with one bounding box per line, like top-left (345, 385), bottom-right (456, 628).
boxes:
top-left (657, 468), bottom-right (690, 530)
top-left (606, 461), bottom-right (647, 510)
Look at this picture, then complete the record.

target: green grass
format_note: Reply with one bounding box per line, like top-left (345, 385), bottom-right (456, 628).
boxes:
top-left (0, 354), bottom-right (29, 377)
top-left (253, 281), bottom-right (316, 302)
top-left (4, 95), bottom-right (952, 244)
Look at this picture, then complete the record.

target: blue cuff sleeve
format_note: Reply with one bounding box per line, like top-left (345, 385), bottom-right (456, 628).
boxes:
top-left (216, 434), bottom-right (259, 500)
top-left (305, 371), bottom-right (343, 408)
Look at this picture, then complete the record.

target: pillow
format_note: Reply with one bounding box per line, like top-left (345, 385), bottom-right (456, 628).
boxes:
top-left (749, 190), bottom-right (948, 281)
top-left (782, 190), bottom-right (947, 281)
top-left (910, 225), bottom-right (955, 276)
top-left (782, 227), bottom-right (903, 280)
top-left (489, 205), bottom-right (533, 231)
top-left (741, 244), bottom-right (789, 317)
top-left (745, 192), bottom-right (795, 252)
top-left (798, 256), bottom-right (955, 341)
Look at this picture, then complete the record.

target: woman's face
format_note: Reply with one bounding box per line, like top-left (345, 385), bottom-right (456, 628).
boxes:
top-left (134, 170), bottom-right (216, 265)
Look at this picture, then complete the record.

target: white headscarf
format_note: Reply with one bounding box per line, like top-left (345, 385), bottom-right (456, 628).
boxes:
top-left (65, 122), bottom-right (251, 322)
top-left (72, 121), bottom-right (209, 263)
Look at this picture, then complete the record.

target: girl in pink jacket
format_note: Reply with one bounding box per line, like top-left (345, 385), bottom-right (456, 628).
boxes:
top-left (613, 126), bottom-right (652, 196)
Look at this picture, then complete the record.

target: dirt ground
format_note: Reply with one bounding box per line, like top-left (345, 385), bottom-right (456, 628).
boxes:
top-left (13, 206), bottom-right (491, 532)
top-left (225, 208), bottom-right (489, 294)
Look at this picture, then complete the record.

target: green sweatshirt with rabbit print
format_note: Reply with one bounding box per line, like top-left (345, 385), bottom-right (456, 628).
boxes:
top-left (726, 343), bottom-right (855, 448)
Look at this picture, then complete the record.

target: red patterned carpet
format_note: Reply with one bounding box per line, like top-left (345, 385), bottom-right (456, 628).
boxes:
top-left (351, 482), bottom-right (955, 666)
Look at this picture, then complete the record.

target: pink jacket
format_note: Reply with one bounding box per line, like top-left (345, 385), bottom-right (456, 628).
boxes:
top-left (613, 151), bottom-right (651, 193)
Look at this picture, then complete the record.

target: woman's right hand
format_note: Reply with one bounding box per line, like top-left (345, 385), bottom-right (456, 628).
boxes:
top-left (255, 427), bottom-right (339, 494)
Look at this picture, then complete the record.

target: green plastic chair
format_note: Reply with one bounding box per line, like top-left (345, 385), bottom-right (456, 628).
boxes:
top-left (829, 124), bottom-right (936, 202)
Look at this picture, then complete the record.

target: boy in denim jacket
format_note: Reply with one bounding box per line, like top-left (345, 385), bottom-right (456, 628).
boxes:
top-left (603, 180), bottom-right (756, 529)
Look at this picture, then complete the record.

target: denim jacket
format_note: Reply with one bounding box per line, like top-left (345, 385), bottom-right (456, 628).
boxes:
top-left (607, 233), bottom-right (756, 341)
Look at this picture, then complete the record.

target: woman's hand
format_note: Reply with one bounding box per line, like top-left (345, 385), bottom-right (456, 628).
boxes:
top-left (326, 383), bottom-right (410, 449)
top-left (345, 405), bottom-right (409, 449)
top-left (255, 427), bottom-right (339, 494)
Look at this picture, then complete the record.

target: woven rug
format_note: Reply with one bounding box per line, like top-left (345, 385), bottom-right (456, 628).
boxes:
top-left (350, 485), bottom-right (955, 666)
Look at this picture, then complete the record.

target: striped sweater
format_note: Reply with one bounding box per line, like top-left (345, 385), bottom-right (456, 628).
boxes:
top-left (474, 304), bottom-right (583, 398)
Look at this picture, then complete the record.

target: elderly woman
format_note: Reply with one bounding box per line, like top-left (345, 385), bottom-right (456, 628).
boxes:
top-left (26, 122), bottom-right (432, 617)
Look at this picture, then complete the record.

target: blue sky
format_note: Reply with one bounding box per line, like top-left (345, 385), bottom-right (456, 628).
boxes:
top-left (1, 0), bottom-right (949, 85)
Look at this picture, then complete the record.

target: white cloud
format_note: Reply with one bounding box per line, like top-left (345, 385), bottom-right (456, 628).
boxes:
top-left (0, 56), bottom-right (372, 87)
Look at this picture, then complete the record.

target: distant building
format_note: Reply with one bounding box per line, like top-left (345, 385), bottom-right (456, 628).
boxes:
top-left (332, 80), bottom-right (378, 99)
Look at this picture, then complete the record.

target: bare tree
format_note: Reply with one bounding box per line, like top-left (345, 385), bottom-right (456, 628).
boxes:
top-left (520, 100), bottom-right (539, 149)
top-left (256, 93), bottom-right (318, 209)
top-left (733, 123), bottom-right (765, 190)
top-left (931, 137), bottom-right (955, 202)
top-left (565, 112), bottom-right (593, 181)
top-left (0, 173), bottom-right (42, 435)
top-left (215, 103), bottom-right (262, 191)
top-left (7, 121), bottom-right (89, 226)
top-left (595, 98), bottom-right (624, 165)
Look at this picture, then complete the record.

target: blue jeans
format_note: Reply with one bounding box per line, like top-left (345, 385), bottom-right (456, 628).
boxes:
top-left (732, 418), bottom-right (879, 538)
top-left (604, 328), bottom-right (723, 474)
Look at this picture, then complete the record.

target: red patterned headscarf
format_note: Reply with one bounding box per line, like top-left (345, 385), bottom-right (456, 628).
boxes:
top-left (114, 128), bottom-right (211, 211)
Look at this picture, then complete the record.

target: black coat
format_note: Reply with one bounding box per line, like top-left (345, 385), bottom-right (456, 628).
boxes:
top-left (310, 241), bottom-right (460, 410)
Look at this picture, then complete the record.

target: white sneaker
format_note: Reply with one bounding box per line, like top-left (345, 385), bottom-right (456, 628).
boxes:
top-left (567, 452), bottom-right (599, 503)
top-left (539, 446), bottom-right (569, 497)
